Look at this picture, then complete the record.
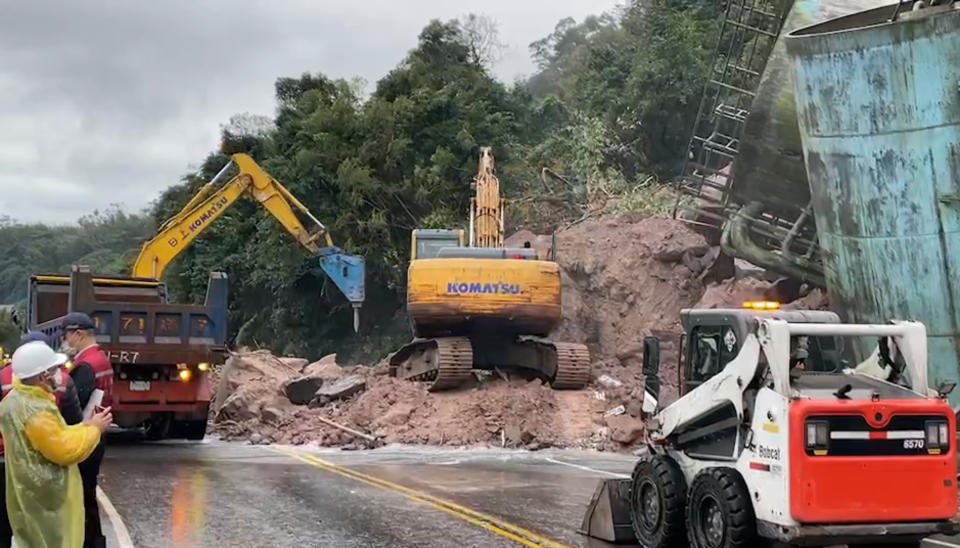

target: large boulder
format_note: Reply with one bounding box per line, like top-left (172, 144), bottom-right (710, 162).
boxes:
top-left (312, 374), bottom-right (366, 405)
top-left (283, 376), bottom-right (326, 405)
top-left (222, 350), bottom-right (301, 394)
top-left (216, 385), bottom-right (291, 423)
top-left (605, 415), bottom-right (645, 445)
top-left (303, 354), bottom-right (344, 379)
top-left (216, 385), bottom-right (263, 422)
top-left (279, 357), bottom-right (309, 371)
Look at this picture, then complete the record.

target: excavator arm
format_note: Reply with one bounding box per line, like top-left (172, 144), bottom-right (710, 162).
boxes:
top-left (469, 147), bottom-right (505, 248)
top-left (133, 153), bottom-right (365, 330)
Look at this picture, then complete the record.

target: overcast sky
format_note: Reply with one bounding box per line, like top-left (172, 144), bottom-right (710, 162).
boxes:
top-left (0, 1), bottom-right (619, 224)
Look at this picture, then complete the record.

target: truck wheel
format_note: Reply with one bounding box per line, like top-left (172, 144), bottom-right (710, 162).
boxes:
top-left (686, 468), bottom-right (757, 548)
top-left (629, 455), bottom-right (687, 548)
top-left (182, 419), bottom-right (207, 441)
top-left (144, 414), bottom-right (171, 440)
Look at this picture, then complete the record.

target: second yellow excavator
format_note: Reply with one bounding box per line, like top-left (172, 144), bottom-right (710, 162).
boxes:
top-left (133, 153), bottom-right (365, 330)
top-left (389, 147), bottom-right (591, 391)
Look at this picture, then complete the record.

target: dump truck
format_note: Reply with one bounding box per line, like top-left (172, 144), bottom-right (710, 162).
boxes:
top-left (581, 303), bottom-right (959, 547)
top-left (388, 147), bottom-right (591, 391)
top-left (28, 266), bottom-right (227, 440)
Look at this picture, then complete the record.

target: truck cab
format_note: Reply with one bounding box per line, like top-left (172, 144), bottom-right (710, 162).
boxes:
top-left (29, 266), bottom-right (228, 440)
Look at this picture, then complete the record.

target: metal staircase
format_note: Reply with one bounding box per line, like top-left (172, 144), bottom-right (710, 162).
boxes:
top-left (673, 0), bottom-right (791, 230)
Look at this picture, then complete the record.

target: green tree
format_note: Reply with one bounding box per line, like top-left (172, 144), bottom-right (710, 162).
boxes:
top-left (0, 207), bottom-right (153, 305)
top-left (519, 0), bottom-right (720, 179)
top-left (0, 309), bottom-right (18, 354)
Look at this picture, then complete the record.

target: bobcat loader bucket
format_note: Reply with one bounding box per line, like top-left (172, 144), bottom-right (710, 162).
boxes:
top-left (579, 478), bottom-right (637, 543)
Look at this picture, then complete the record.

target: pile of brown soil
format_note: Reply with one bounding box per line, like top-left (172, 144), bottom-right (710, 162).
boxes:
top-left (211, 358), bottom-right (622, 450)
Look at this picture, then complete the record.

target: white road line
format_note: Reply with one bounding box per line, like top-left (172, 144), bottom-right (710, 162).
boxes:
top-left (544, 457), bottom-right (630, 478)
top-left (926, 539), bottom-right (960, 548)
top-left (96, 486), bottom-right (135, 548)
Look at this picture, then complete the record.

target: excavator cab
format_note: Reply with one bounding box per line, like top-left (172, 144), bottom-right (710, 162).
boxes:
top-left (410, 229), bottom-right (465, 260)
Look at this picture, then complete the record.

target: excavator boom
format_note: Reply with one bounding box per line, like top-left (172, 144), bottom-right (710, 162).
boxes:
top-left (134, 153), bottom-right (364, 330)
top-left (469, 147), bottom-right (504, 248)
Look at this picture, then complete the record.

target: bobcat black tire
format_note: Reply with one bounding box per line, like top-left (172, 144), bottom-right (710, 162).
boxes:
top-left (629, 454), bottom-right (687, 548)
top-left (686, 467), bottom-right (757, 548)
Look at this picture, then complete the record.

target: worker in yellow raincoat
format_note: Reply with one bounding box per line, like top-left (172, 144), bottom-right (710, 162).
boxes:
top-left (0, 341), bottom-right (111, 548)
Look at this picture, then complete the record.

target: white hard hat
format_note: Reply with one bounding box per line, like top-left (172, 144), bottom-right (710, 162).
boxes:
top-left (11, 341), bottom-right (67, 380)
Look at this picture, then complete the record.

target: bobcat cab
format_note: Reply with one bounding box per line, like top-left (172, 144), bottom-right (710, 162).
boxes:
top-left (581, 304), bottom-right (959, 548)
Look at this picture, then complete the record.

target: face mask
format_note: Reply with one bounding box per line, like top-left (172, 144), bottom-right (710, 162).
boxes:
top-left (60, 339), bottom-right (76, 358)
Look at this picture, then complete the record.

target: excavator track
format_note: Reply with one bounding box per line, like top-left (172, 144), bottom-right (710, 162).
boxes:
top-left (548, 342), bottom-right (592, 390)
top-left (390, 337), bottom-right (474, 392)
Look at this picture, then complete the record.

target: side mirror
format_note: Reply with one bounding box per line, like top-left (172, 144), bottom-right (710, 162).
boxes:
top-left (937, 380), bottom-right (957, 399)
top-left (642, 336), bottom-right (661, 415)
top-left (643, 336), bottom-right (661, 376)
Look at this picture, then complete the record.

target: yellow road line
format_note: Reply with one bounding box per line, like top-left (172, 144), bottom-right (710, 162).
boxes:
top-left (270, 446), bottom-right (574, 548)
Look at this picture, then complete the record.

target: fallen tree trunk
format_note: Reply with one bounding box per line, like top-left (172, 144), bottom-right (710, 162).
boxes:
top-left (316, 416), bottom-right (377, 442)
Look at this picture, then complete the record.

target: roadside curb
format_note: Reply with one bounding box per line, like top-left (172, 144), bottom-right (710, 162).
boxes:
top-left (97, 486), bottom-right (135, 548)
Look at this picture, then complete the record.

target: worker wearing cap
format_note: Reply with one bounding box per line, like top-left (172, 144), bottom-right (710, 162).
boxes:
top-left (0, 332), bottom-right (86, 548)
top-left (60, 313), bottom-right (113, 548)
top-left (0, 341), bottom-right (111, 548)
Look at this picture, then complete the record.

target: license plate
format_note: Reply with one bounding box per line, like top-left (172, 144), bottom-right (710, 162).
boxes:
top-left (129, 381), bottom-right (151, 392)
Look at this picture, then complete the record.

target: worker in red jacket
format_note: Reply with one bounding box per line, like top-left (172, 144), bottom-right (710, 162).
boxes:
top-left (61, 313), bottom-right (114, 548)
top-left (0, 331), bottom-right (83, 548)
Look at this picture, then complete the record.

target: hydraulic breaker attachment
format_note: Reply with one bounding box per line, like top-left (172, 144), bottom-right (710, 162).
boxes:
top-left (317, 247), bottom-right (365, 332)
top-left (579, 478), bottom-right (637, 544)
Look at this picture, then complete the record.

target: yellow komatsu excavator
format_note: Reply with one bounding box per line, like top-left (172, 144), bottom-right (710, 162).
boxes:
top-left (133, 153), bottom-right (365, 330)
top-left (389, 147), bottom-right (591, 390)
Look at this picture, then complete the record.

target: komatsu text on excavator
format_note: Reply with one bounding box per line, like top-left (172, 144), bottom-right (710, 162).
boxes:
top-left (134, 152), bottom-right (365, 330)
top-left (389, 147), bottom-right (591, 391)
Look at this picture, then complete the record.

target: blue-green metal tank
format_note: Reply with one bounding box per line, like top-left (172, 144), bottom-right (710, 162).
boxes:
top-left (786, 2), bottom-right (960, 399)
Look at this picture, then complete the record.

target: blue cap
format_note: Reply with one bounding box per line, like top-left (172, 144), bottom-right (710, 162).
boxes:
top-left (18, 331), bottom-right (49, 347)
top-left (62, 312), bottom-right (95, 331)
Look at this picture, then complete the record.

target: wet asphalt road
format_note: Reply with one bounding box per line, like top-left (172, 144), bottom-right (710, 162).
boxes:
top-left (100, 439), bottom-right (637, 548)
top-left (98, 438), bottom-right (960, 548)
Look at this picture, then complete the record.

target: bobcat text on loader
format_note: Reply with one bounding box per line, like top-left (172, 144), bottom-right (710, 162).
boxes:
top-left (581, 303), bottom-right (959, 548)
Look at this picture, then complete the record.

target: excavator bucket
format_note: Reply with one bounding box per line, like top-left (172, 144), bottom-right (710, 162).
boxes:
top-left (579, 478), bottom-right (637, 544)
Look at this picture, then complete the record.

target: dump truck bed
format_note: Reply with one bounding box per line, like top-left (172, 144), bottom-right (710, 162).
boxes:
top-left (29, 270), bottom-right (227, 365)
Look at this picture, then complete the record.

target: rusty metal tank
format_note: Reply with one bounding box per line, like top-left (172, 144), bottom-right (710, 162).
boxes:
top-left (786, 2), bottom-right (960, 396)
